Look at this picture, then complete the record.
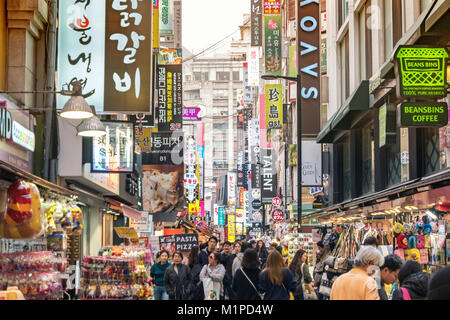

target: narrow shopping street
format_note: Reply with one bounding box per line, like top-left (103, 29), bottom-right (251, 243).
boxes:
top-left (0, 0), bottom-right (449, 306)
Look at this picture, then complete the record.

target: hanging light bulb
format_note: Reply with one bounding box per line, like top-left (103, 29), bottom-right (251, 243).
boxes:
top-left (77, 106), bottom-right (106, 137)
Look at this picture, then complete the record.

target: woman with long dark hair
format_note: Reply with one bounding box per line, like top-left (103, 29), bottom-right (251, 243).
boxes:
top-left (232, 248), bottom-right (262, 300)
top-left (164, 251), bottom-right (193, 300)
top-left (289, 249), bottom-right (314, 300)
top-left (258, 250), bottom-right (297, 300)
top-left (257, 240), bottom-right (268, 268)
top-left (187, 245), bottom-right (203, 300)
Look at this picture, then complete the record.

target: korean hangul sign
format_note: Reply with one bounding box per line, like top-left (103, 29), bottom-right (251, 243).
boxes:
top-left (153, 0), bottom-right (160, 48)
top-left (243, 63), bottom-right (253, 105)
top-left (248, 47), bottom-right (260, 86)
top-left (227, 214), bottom-right (236, 242)
top-left (263, 0), bottom-right (281, 14)
top-left (218, 206), bottom-right (225, 226)
top-left (157, 64), bottom-right (183, 131)
top-left (265, 84), bottom-right (283, 129)
top-left (227, 172), bottom-right (237, 206)
top-left (174, 233), bottom-right (198, 252)
top-left (264, 15), bottom-right (282, 76)
top-left (184, 136), bottom-right (199, 205)
top-left (251, 0), bottom-right (262, 47)
top-left (141, 131), bottom-right (183, 165)
top-left (135, 127), bottom-right (152, 153)
top-left (159, 0), bottom-right (173, 35)
top-left (57, 0), bottom-right (153, 114)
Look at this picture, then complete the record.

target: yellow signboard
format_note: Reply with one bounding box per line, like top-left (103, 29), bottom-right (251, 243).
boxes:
top-left (227, 214), bottom-right (236, 242)
top-left (114, 227), bottom-right (139, 239)
top-left (265, 84), bottom-right (283, 129)
top-left (152, 5), bottom-right (160, 48)
top-left (135, 127), bottom-right (152, 153)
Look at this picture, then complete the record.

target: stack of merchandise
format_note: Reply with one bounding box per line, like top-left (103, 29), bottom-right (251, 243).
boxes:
top-left (80, 256), bottom-right (152, 300)
top-left (99, 246), bottom-right (152, 264)
top-left (393, 214), bottom-right (446, 270)
top-left (0, 251), bottom-right (67, 300)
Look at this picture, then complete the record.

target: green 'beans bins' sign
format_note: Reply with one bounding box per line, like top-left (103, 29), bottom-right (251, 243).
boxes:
top-left (400, 102), bottom-right (448, 127)
top-left (395, 46), bottom-right (449, 99)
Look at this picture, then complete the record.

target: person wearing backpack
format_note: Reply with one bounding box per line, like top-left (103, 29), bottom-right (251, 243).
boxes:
top-left (232, 248), bottom-right (263, 300)
top-left (392, 260), bottom-right (429, 300)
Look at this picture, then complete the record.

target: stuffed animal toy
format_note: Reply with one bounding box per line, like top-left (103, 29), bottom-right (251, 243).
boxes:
top-left (71, 205), bottom-right (83, 234)
top-left (416, 235), bottom-right (425, 249)
top-left (397, 234), bottom-right (408, 248)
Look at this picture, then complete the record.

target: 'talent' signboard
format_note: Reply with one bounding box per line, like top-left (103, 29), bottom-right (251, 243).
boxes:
top-left (57, 0), bottom-right (153, 114)
top-left (400, 102), bottom-right (448, 127)
top-left (395, 46), bottom-right (449, 99)
top-left (92, 121), bottom-right (134, 173)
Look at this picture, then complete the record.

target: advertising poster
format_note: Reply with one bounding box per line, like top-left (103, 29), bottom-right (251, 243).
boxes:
top-left (213, 204), bottom-right (219, 226)
top-left (159, 235), bottom-right (176, 256)
top-left (227, 172), bottom-right (237, 206)
top-left (251, 0), bottom-right (262, 47)
top-left (142, 164), bottom-right (184, 214)
top-left (302, 140), bottom-right (323, 187)
top-left (174, 233), bottom-right (199, 252)
top-left (159, 0), bottom-right (174, 35)
top-left (141, 131), bottom-right (184, 165)
top-left (157, 63), bottom-right (183, 132)
top-left (129, 211), bottom-right (150, 232)
top-left (248, 47), bottom-right (260, 86)
top-left (185, 136), bottom-right (199, 208)
top-left (264, 15), bottom-right (281, 76)
top-left (265, 84), bottom-right (283, 129)
top-left (92, 121), bottom-right (134, 173)
top-left (134, 126), bottom-right (153, 154)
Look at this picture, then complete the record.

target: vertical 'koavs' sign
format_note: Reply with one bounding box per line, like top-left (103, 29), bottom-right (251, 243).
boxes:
top-left (297, 0), bottom-right (320, 135)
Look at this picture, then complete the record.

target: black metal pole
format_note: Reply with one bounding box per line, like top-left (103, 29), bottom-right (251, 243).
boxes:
top-left (297, 74), bottom-right (302, 232)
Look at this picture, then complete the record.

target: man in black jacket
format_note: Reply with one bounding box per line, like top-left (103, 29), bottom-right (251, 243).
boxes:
top-left (198, 236), bottom-right (218, 266)
top-left (220, 241), bottom-right (235, 299)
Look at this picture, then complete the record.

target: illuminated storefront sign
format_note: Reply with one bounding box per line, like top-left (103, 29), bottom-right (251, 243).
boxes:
top-left (400, 102), bottom-right (448, 127)
top-left (92, 121), bottom-right (134, 173)
top-left (12, 121), bottom-right (35, 152)
top-left (395, 46), bottom-right (449, 99)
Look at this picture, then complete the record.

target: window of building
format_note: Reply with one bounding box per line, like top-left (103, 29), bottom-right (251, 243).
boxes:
top-left (213, 106), bottom-right (228, 116)
top-left (421, 0), bottom-right (433, 12)
top-left (203, 72), bottom-right (209, 81)
top-left (213, 89), bottom-right (229, 99)
top-left (0, 0), bottom-right (6, 91)
top-left (216, 71), bottom-right (230, 81)
top-left (364, 0), bottom-right (373, 78)
top-left (359, 7), bottom-right (366, 81)
top-left (386, 128), bottom-right (401, 187)
top-left (213, 160), bottom-right (228, 169)
top-left (383, 0), bottom-right (402, 60)
top-left (288, 0), bottom-right (296, 20)
top-left (193, 72), bottom-right (202, 81)
top-left (361, 125), bottom-right (374, 195)
top-left (185, 74), bottom-right (192, 82)
top-left (342, 135), bottom-right (351, 201)
top-left (339, 33), bottom-right (350, 104)
top-left (185, 90), bottom-right (200, 100)
top-left (338, 0), bottom-right (349, 29)
top-left (232, 71), bottom-right (240, 81)
top-left (421, 128), bottom-right (441, 175)
top-left (213, 122), bottom-right (228, 133)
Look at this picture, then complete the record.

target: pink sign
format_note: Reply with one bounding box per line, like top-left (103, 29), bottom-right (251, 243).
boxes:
top-left (182, 107), bottom-right (201, 121)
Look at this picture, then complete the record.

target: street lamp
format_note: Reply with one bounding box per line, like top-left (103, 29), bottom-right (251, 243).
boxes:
top-left (261, 72), bottom-right (302, 232)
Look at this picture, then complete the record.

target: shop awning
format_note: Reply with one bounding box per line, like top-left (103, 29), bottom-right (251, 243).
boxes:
top-left (316, 112), bottom-right (338, 143)
top-left (121, 204), bottom-right (143, 221)
top-left (331, 80), bottom-right (370, 131)
top-left (0, 159), bottom-right (77, 197)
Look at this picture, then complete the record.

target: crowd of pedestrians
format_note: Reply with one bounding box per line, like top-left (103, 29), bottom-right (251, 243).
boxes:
top-left (149, 236), bottom-right (450, 300)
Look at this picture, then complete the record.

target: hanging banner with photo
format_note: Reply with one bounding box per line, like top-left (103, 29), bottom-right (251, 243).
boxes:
top-left (92, 121), bottom-right (134, 173)
top-left (301, 140), bottom-right (323, 187)
top-left (159, 235), bottom-right (176, 255)
top-left (159, 0), bottom-right (174, 36)
top-left (174, 233), bottom-right (199, 252)
top-left (260, 148), bottom-right (277, 204)
top-left (297, 0), bottom-right (320, 135)
top-left (263, 0), bottom-right (281, 14)
top-left (251, 0), bottom-right (262, 47)
top-left (265, 84), bottom-right (283, 129)
top-left (141, 131), bottom-right (184, 165)
top-left (157, 63), bottom-right (183, 131)
top-left (142, 164), bottom-right (184, 214)
top-left (264, 15), bottom-right (281, 76)
top-left (227, 172), bottom-right (237, 206)
top-left (57, 0), bottom-right (152, 113)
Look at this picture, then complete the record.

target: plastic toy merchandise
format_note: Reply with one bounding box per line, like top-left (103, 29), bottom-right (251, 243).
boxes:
top-left (70, 205), bottom-right (83, 234)
top-left (43, 203), bottom-right (57, 234)
top-left (0, 181), bottom-right (44, 239)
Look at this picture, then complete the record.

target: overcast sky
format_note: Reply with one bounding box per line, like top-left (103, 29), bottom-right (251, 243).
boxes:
top-left (182, 0), bottom-right (250, 55)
